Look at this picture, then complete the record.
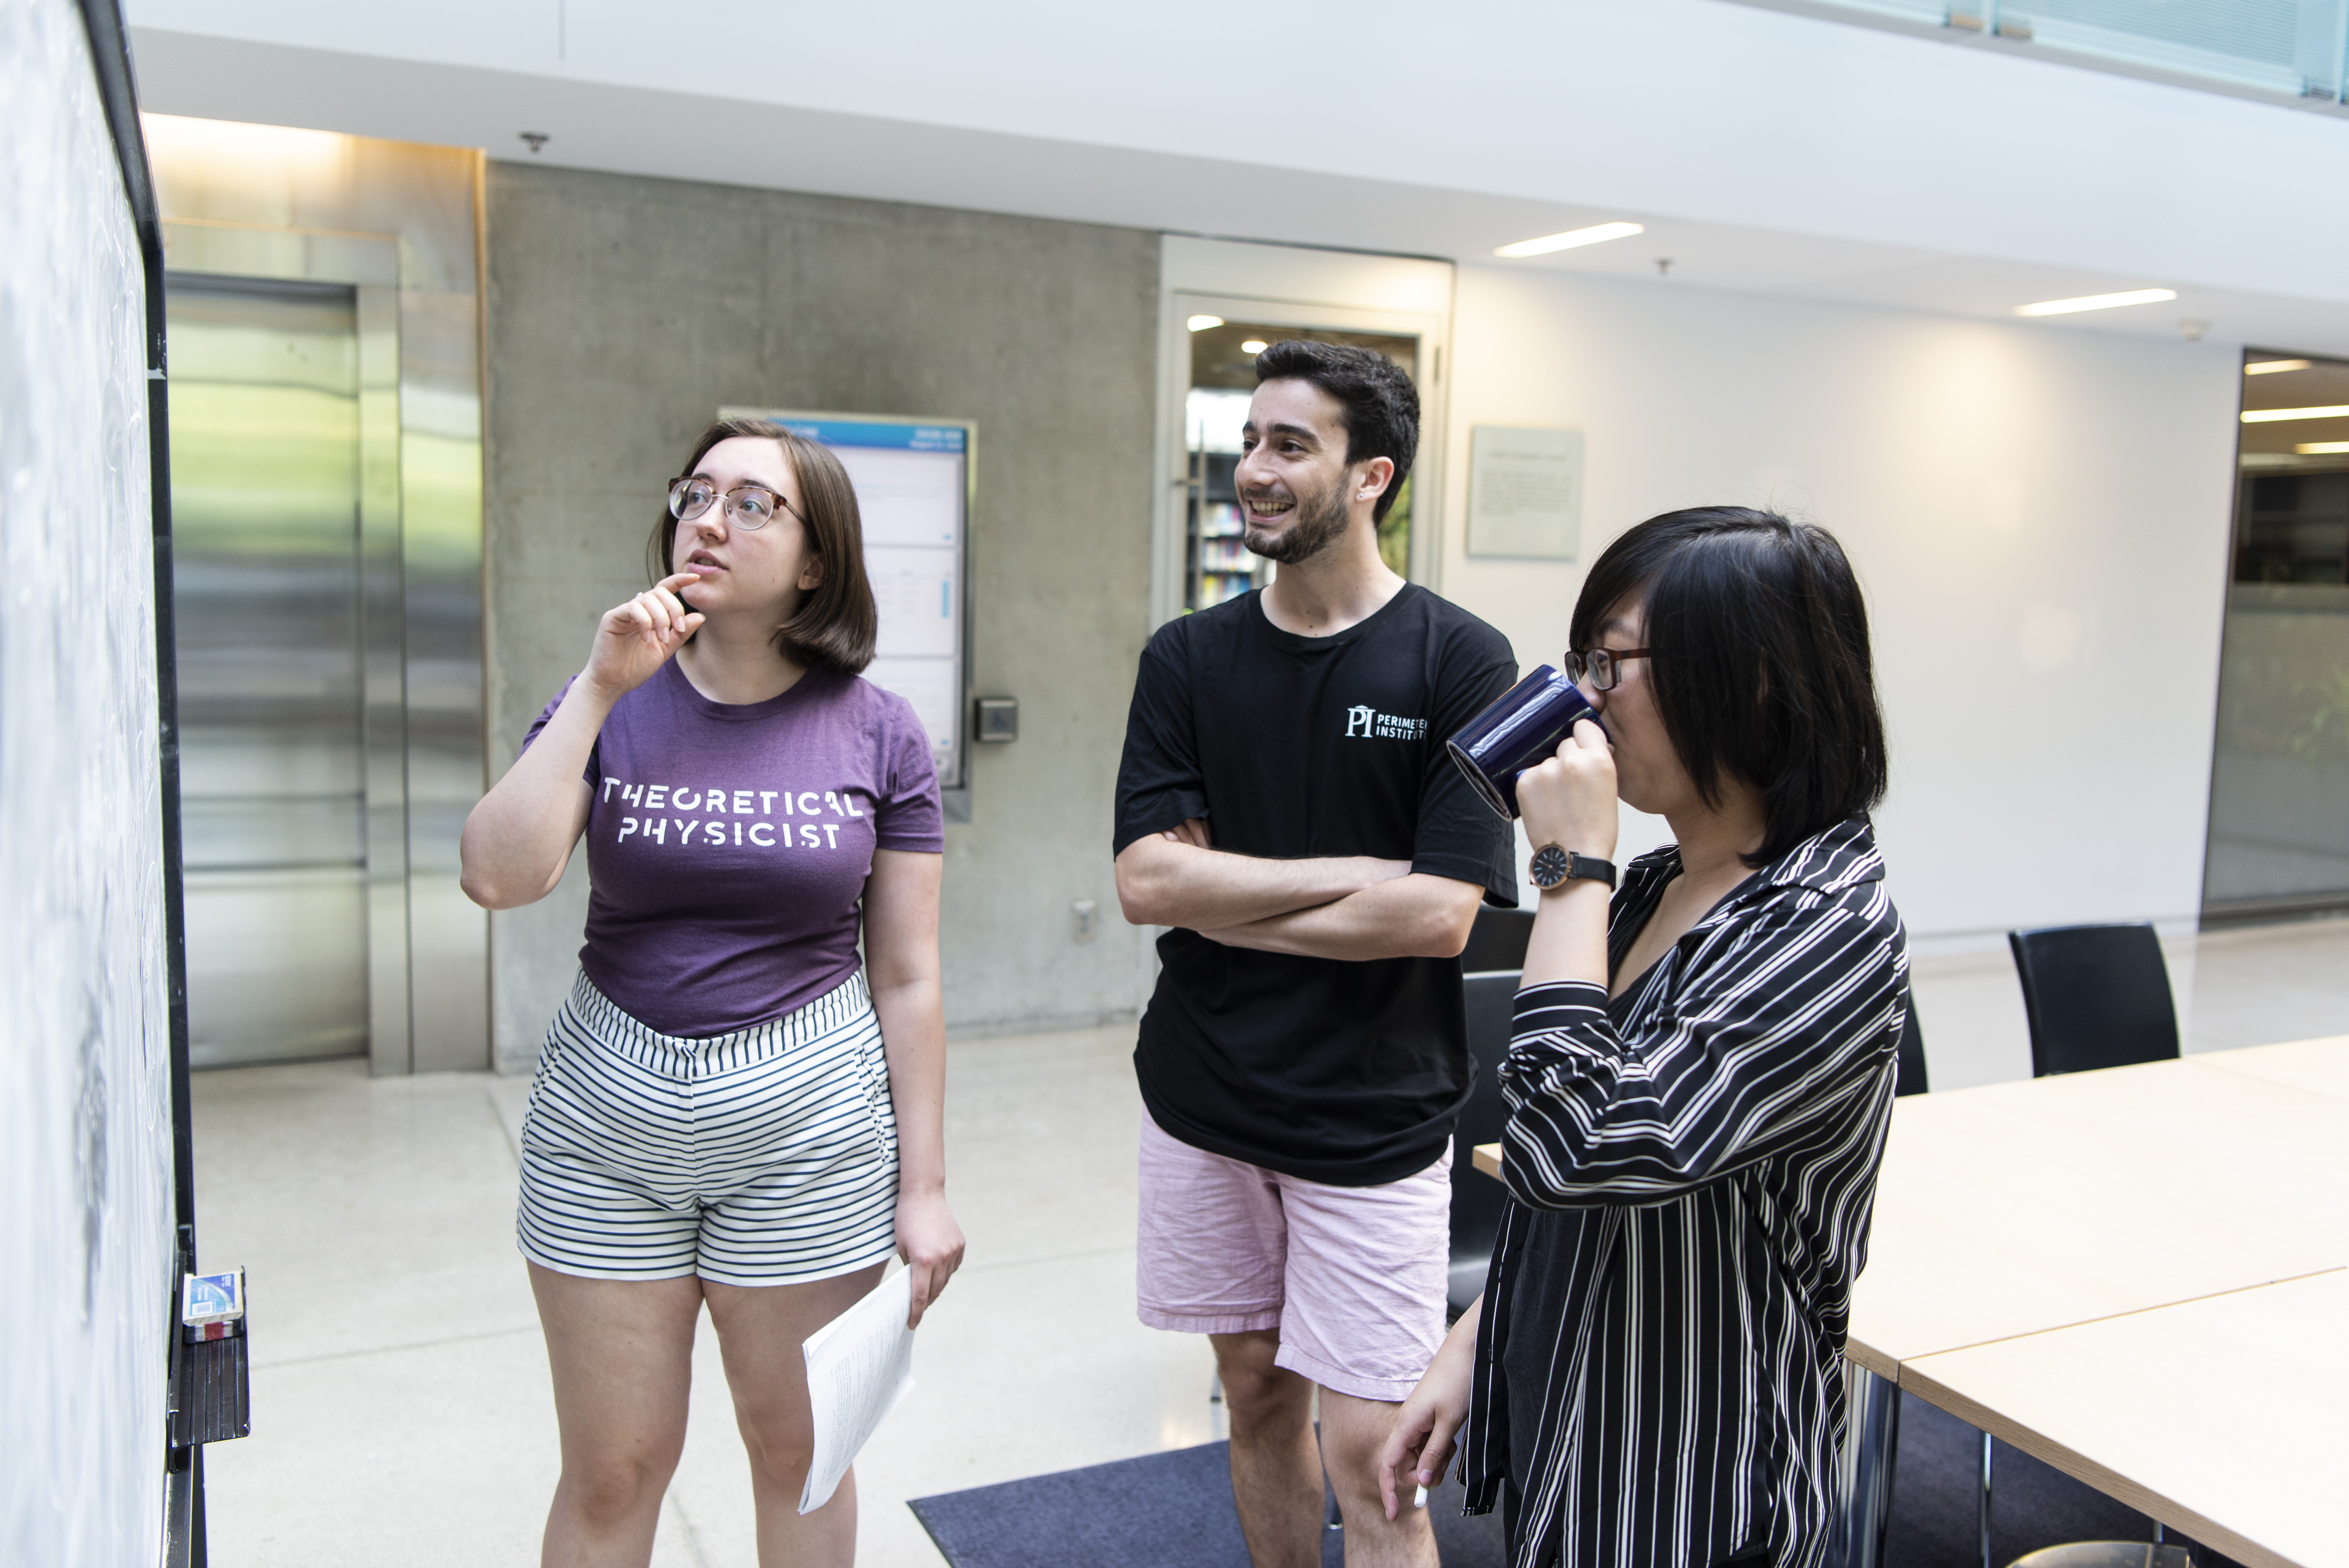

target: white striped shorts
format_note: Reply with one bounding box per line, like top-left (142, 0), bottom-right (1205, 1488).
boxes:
top-left (516, 969), bottom-right (900, 1286)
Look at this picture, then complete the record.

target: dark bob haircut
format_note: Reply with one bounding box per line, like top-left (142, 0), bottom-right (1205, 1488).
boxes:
top-left (647, 417), bottom-right (879, 675)
top-left (1569, 507), bottom-right (1887, 868)
top-left (1252, 340), bottom-right (1418, 522)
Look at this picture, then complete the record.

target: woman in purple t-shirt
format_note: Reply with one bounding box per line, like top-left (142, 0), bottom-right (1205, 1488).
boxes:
top-left (462, 416), bottom-right (964, 1566)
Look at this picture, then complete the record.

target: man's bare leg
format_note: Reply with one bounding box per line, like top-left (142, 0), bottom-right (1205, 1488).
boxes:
top-left (1212, 1330), bottom-right (1322, 1568)
top-left (1320, 1388), bottom-right (1439, 1567)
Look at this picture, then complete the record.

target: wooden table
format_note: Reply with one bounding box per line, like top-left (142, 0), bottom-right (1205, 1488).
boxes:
top-left (1902, 1268), bottom-right (2349, 1568)
top-left (2188, 1033), bottom-right (2349, 1106)
top-left (1470, 1037), bottom-right (2349, 1568)
top-left (1848, 1042), bottom-right (2349, 1378)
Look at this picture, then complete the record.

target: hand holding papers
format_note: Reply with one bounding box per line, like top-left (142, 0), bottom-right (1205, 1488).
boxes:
top-left (798, 1267), bottom-right (918, 1515)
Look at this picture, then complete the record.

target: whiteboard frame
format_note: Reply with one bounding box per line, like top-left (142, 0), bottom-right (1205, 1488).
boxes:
top-left (718, 406), bottom-right (976, 805)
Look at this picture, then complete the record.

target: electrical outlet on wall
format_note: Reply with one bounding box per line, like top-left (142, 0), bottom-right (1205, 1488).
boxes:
top-left (1071, 899), bottom-right (1098, 943)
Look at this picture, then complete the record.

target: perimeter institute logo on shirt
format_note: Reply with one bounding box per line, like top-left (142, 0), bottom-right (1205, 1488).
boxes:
top-left (1343, 704), bottom-right (1429, 741)
top-left (599, 777), bottom-right (864, 850)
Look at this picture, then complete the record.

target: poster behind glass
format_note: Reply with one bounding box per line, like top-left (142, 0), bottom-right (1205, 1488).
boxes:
top-left (723, 409), bottom-right (970, 790)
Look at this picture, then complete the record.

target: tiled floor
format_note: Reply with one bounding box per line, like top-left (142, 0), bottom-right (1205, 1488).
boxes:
top-left (191, 917), bottom-right (2349, 1566)
top-left (195, 1026), bottom-right (1217, 1568)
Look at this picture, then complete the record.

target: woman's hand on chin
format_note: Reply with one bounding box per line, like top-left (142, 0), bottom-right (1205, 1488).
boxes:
top-left (895, 1189), bottom-right (966, 1329)
top-left (1516, 718), bottom-right (1619, 860)
top-left (581, 572), bottom-right (705, 701)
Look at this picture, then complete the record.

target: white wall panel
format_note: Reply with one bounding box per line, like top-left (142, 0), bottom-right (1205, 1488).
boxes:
top-left (1442, 264), bottom-right (2241, 941)
top-left (118, 0), bottom-right (2349, 306)
top-left (0, 0), bottom-right (175, 1559)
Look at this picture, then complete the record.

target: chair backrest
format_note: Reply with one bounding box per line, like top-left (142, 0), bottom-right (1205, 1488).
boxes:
top-left (1448, 971), bottom-right (1519, 1269)
top-left (1461, 905), bottom-right (1535, 975)
top-left (2007, 923), bottom-right (2180, 1077)
top-left (1895, 989), bottom-right (1929, 1097)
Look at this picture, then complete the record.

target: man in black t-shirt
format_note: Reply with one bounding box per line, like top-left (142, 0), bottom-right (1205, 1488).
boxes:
top-left (1115, 340), bottom-right (1516, 1568)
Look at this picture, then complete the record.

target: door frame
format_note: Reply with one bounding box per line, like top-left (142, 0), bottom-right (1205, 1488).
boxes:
top-left (1138, 239), bottom-right (1458, 1010)
top-left (1151, 237), bottom-right (1456, 631)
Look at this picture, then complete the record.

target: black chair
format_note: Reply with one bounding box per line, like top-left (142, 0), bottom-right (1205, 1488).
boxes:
top-left (1460, 905), bottom-right (1534, 976)
top-left (2007, 923), bottom-right (2180, 1077)
top-left (1974, 925), bottom-right (2183, 1568)
top-left (1447, 969), bottom-right (1519, 1320)
top-left (1896, 989), bottom-right (1929, 1097)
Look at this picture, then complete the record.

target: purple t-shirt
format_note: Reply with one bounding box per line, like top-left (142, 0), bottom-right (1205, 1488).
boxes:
top-left (523, 660), bottom-right (944, 1037)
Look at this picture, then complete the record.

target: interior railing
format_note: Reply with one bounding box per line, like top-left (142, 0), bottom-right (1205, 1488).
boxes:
top-left (1781, 0), bottom-right (2349, 105)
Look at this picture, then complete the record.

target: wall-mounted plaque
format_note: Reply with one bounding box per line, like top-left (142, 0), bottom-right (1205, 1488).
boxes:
top-left (1467, 426), bottom-right (1583, 559)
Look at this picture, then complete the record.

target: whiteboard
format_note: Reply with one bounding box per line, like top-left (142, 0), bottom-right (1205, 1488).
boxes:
top-left (722, 409), bottom-right (971, 788)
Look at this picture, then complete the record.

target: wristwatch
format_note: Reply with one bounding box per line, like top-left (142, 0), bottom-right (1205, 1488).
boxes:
top-left (1528, 843), bottom-right (1616, 893)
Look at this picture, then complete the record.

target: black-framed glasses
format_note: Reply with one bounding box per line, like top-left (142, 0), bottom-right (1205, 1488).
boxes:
top-left (668, 478), bottom-right (804, 531)
top-left (1563, 647), bottom-right (1652, 691)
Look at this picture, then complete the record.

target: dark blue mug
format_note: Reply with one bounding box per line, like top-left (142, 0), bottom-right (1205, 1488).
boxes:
top-left (1446, 665), bottom-right (1608, 821)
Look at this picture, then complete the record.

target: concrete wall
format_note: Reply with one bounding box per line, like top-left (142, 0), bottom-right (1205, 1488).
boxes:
top-left (484, 162), bottom-right (1157, 1066)
top-left (1437, 262), bottom-right (2245, 945)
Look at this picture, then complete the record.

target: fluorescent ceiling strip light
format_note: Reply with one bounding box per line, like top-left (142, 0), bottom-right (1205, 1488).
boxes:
top-left (2295, 441), bottom-right (2349, 454)
top-left (2241, 405), bottom-right (2349, 423)
top-left (2245, 359), bottom-right (2313, 375)
top-left (1187, 314), bottom-right (1223, 332)
top-left (1240, 340), bottom-right (1269, 354)
top-left (2014, 288), bottom-right (2177, 316)
top-left (1495, 221), bottom-right (1644, 258)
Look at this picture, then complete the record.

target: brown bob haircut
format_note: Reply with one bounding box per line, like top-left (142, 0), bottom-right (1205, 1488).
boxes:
top-left (1568, 507), bottom-right (1887, 869)
top-left (647, 417), bottom-right (878, 675)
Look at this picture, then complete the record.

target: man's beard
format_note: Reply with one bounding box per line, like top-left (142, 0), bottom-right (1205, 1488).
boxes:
top-left (1242, 478), bottom-right (1351, 566)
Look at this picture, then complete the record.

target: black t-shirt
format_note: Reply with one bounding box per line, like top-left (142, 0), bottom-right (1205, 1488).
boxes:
top-left (1113, 584), bottom-right (1519, 1186)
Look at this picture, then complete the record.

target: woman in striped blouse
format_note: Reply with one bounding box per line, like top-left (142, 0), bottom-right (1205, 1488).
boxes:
top-left (1378, 507), bottom-right (1907, 1568)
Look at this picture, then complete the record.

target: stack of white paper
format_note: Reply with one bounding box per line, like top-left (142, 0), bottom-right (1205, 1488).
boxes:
top-left (798, 1268), bottom-right (918, 1515)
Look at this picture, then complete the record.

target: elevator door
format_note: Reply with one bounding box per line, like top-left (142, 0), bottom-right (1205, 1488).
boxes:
top-left (168, 276), bottom-right (370, 1066)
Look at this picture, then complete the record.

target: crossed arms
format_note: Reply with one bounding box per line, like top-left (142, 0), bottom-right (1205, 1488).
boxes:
top-left (1114, 817), bottom-right (1484, 962)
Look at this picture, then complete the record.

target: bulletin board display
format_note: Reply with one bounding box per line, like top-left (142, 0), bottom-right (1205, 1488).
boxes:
top-left (721, 408), bottom-right (972, 789)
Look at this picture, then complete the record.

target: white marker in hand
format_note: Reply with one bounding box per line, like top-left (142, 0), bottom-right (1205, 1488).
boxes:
top-left (1413, 1484), bottom-right (1428, 1509)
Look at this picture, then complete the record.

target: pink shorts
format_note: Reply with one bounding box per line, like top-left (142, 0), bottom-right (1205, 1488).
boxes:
top-left (1135, 1114), bottom-right (1453, 1402)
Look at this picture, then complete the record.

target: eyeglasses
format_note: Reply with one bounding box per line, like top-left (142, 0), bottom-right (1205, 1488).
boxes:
top-left (1563, 647), bottom-right (1652, 691)
top-left (668, 478), bottom-right (804, 531)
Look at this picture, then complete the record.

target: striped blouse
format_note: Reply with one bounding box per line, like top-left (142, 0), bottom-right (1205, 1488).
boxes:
top-left (1459, 817), bottom-right (1907, 1568)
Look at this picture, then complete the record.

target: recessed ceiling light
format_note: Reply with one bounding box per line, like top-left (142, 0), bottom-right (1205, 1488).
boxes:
top-left (2014, 288), bottom-right (2177, 317)
top-left (1187, 315), bottom-right (1224, 332)
top-left (1240, 339), bottom-right (1269, 354)
top-left (1494, 221), bottom-right (1644, 258)
top-left (2241, 404), bottom-right (2349, 423)
top-left (2294, 441), bottom-right (2349, 454)
top-left (2246, 359), bottom-right (2313, 375)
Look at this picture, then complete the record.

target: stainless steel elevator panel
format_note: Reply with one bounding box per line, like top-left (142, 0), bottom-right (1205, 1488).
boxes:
top-left (168, 276), bottom-right (370, 1066)
top-left (149, 123), bottom-right (489, 1074)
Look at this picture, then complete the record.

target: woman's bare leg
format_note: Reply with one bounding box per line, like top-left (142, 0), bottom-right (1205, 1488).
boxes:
top-left (530, 1263), bottom-right (705, 1568)
top-left (703, 1263), bottom-right (888, 1568)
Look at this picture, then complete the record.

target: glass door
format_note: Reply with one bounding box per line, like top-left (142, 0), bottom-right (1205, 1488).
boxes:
top-left (168, 275), bottom-right (371, 1064)
top-left (1179, 319), bottom-right (1420, 613)
top-left (2202, 350), bottom-right (2349, 921)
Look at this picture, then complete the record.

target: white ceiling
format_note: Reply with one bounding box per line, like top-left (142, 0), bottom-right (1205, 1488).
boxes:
top-left (123, 0), bottom-right (2349, 355)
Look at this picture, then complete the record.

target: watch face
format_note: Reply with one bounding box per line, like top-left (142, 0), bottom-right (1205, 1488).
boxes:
top-left (1529, 844), bottom-right (1571, 889)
